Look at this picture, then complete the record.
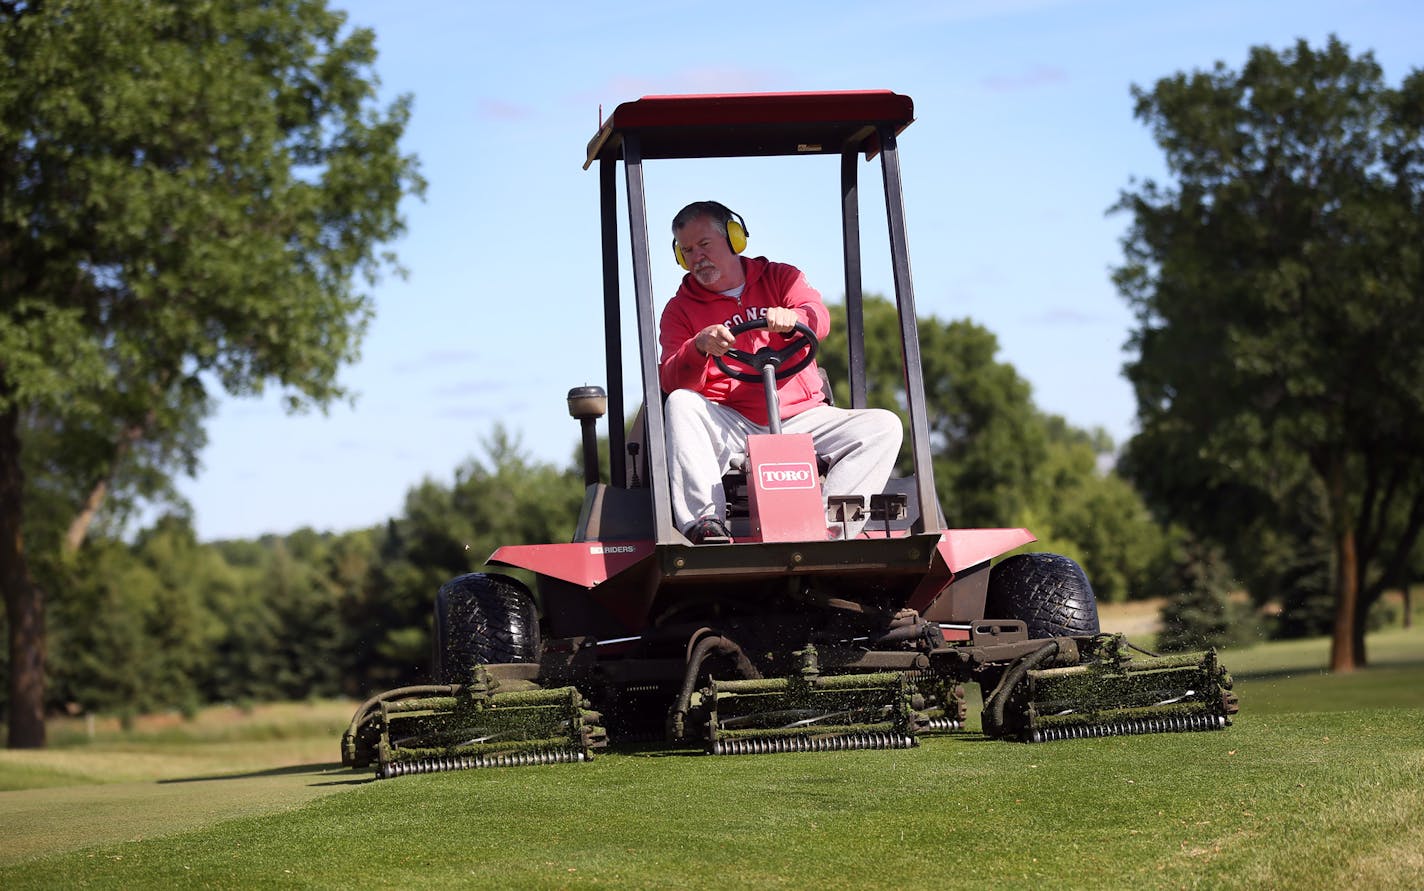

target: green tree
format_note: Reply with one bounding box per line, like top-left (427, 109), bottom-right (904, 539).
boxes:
top-left (1, 0), bottom-right (422, 746)
top-left (47, 515), bottom-right (228, 720)
top-left (1155, 531), bottom-right (1256, 652)
top-left (346, 428), bottom-right (585, 695)
top-left (208, 530), bottom-right (348, 702)
top-left (819, 297), bottom-right (1048, 526)
top-left (1113, 37), bottom-right (1424, 670)
top-left (43, 519), bottom-right (369, 716)
top-left (820, 297), bottom-right (1167, 602)
top-left (1022, 419), bottom-right (1167, 604)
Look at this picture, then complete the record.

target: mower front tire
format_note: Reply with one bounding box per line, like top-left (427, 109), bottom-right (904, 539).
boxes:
top-left (984, 553), bottom-right (1100, 639)
top-left (433, 573), bottom-right (541, 684)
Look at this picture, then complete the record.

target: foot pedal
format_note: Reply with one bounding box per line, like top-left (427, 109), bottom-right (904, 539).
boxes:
top-left (827, 495), bottom-right (866, 523)
top-left (827, 496), bottom-right (865, 539)
top-left (869, 493), bottom-right (908, 522)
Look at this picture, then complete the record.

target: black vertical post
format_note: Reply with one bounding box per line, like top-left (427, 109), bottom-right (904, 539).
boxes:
top-left (600, 157), bottom-right (625, 487)
top-left (622, 134), bottom-right (677, 542)
top-left (878, 127), bottom-right (940, 534)
top-left (580, 418), bottom-right (601, 488)
top-left (841, 150), bottom-right (867, 410)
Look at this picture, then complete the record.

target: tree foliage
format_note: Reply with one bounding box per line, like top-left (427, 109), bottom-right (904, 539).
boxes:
top-left (1113, 37), bottom-right (1424, 670)
top-left (1155, 532), bottom-right (1257, 653)
top-left (0, 0), bottom-right (423, 746)
top-left (819, 297), bottom-right (1167, 603)
top-left (346, 427), bottom-right (585, 692)
top-left (0, 431), bottom-right (585, 726)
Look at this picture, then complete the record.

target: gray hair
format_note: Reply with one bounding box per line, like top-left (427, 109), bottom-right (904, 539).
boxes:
top-left (671, 200), bottom-right (733, 237)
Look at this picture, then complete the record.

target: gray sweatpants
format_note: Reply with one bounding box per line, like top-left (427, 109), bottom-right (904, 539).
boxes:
top-left (664, 388), bottom-right (903, 538)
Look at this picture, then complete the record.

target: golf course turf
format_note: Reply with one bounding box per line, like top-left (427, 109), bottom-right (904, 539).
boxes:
top-left (2, 621), bottom-right (1421, 889)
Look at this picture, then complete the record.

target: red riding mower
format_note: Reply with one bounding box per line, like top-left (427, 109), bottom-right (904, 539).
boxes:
top-left (342, 91), bottom-right (1237, 778)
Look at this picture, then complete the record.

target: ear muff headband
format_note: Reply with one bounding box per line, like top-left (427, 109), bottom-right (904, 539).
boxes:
top-left (673, 206), bottom-right (749, 270)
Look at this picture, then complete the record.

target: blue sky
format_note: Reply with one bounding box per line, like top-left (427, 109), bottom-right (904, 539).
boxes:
top-left (175, 0), bottom-right (1423, 541)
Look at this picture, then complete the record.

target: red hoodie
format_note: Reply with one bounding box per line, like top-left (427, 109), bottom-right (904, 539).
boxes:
top-left (658, 256), bottom-right (831, 426)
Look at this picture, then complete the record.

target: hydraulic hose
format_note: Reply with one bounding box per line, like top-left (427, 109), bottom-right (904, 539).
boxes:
top-left (983, 640), bottom-right (1060, 737)
top-left (668, 632), bottom-right (759, 740)
top-left (344, 684), bottom-right (458, 739)
top-left (341, 684), bottom-right (461, 764)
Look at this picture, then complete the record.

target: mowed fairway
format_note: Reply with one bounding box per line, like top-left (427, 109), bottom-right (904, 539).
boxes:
top-left (2, 622), bottom-right (1421, 890)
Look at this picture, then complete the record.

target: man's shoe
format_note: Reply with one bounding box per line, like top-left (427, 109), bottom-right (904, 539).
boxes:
top-left (687, 517), bottom-right (733, 544)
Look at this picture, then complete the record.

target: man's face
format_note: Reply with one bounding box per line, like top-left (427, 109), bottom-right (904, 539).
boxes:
top-left (675, 215), bottom-right (744, 290)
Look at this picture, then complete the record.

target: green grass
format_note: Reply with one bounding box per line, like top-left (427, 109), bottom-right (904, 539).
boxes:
top-left (2, 623), bottom-right (1422, 890)
top-left (0, 701), bottom-right (353, 790)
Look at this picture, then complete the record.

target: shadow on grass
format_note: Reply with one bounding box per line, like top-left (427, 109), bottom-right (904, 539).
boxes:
top-left (159, 761), bottom-right (346, 785)
top-left (607, 740), bottom-right (708, 759)
top-left (310, 775), bottom-right (377, 787)
top-left (1236, 667), bottom-right (1331, 681)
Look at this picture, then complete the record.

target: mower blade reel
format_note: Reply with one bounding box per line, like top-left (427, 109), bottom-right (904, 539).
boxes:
top-left (705, 669), bottom-right (923, 755)
top-left (915, 677), bottom-right (968, 734)
top-left (1004, 647), bottom-right (1238, 743)
top-left (346, 677), bottom-right (606, 778)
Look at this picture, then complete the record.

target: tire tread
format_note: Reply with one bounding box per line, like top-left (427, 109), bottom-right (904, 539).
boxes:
top-left (984, 553), bottom-right (1100, 639)
top-left (433, 574), bottom-right (540, 684)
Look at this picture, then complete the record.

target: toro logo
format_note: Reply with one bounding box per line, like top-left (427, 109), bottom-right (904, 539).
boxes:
top-left (758, 462), bottom-right (816, 490)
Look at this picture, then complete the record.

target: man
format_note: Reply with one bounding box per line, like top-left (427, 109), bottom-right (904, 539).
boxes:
top-left (659, 200), bottom-right (902, 543)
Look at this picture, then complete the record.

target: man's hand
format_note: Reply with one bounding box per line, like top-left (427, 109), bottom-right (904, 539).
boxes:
top-left (694, 323), bottom-right (735, 356)
top-left (695, 310), bottom-right (800, 356)
top-left (764, 307), bottom-right (798, 333)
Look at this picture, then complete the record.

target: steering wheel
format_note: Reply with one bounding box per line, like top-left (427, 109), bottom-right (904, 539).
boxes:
top-left (713, 318), bottom-right (820, 383)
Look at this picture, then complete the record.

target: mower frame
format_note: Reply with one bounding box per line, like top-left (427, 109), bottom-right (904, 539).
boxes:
top-left (340, 91), bottom-right (1237, 776)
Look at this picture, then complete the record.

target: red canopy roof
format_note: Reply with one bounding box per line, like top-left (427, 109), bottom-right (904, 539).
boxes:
top-left (584, 90), bottom-right (915, 168)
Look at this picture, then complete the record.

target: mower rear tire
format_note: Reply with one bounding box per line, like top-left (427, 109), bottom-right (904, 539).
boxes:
top-left (984, 553), bottom-right (1100, 639)
top-left (433, 573), bottom-right (541, 684)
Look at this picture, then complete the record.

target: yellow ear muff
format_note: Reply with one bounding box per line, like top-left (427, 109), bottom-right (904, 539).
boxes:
top-left (726, 218), bottom-right (748, 254)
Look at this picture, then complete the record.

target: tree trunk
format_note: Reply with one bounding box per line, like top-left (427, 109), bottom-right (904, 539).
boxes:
top-left (1351, 587), bottom-right (1370, 670)
top-left (1325, 454), bottom-right (1361, 674)
top-left (64, 477), bottom-right (108, 554)
top-left (62, 419), bottom-right (145, 555)
top-left (0, 404), bottom-right (46, 748)
top-left (1404, 586), bottom-right (1415, 630)
top-left (1328, 526), bottom-right (1360, 673)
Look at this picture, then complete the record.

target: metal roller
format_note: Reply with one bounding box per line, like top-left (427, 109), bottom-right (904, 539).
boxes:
top-left (922, 716), bottom-right (964, 732)
top-left (377, 747), bottom-right (587, 778)
top-left (1029, 712), bottom-right (1227, 743)
top-left (712, 731), bottom-right (917, 756)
